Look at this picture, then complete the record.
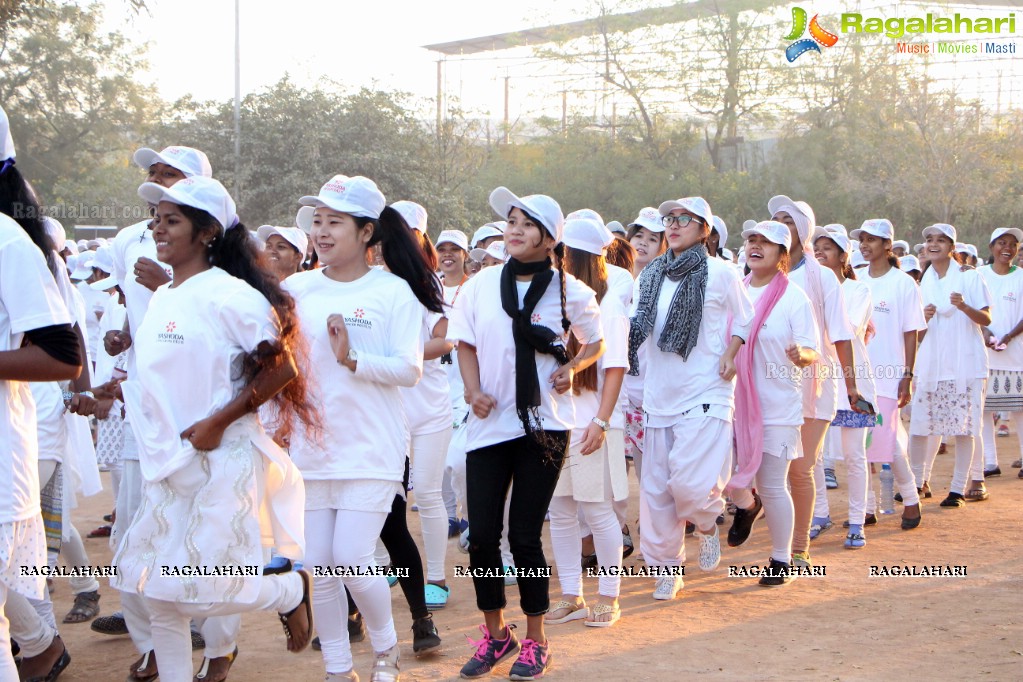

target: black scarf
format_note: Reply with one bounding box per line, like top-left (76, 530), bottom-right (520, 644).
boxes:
top-left (500, 257), bottom-right (570, 436)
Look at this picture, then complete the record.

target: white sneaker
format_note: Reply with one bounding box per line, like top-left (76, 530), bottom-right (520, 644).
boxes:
top-left (652, 574), bottom-right (683, 600)
top-left (457, 527), bottom-right (470, 554)
top-left (695, 527), bottom-right (721, 572)
top-left (504, 565), bottom-right (517, 586)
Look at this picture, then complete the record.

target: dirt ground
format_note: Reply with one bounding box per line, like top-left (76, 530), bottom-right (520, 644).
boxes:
top-left (43, 432), bottom-right (1023, 681)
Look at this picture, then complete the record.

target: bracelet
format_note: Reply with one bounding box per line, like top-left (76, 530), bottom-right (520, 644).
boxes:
top-left (903, 371), bottom-right (914, 379)
top-left (79, 390), bottom-right (94, 399)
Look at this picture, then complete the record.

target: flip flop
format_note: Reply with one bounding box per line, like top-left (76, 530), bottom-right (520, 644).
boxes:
top-left (278, 570), bottom-right (314, 653)
top-left (543, 600), bottom-right (587, 625)
top-left (584, 603), bottom-right (620, 628)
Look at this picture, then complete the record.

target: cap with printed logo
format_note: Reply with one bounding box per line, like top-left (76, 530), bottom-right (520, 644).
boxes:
top-left (741, 220), bottom-right (792, 251)
top-left (628, 207), bottom-right (664, 233)
top-left (850, 219), bottom-right (894, 242)
top-left (133, 146), bottom-right (213, 179)
top-left (470, 241), bottom-right (508, 263)
top-left (138, 176), bottom-right (236, 232)
top-left (299, 175), bottom-right (386, 220)
top-left (391, 200), bottom-right (428, 232)
top-left (257, 225), bottom-right (308, 256)
top-left (489, 187), bottom-right (564, 244)
top-left (922, 223), bottom-right (957, 242)
top-left (562, 218), bottom-right (613, 256)
top-left (435, 229), bottom-right (469, 253)
top-left (658, 197), bottom-right (713, 228)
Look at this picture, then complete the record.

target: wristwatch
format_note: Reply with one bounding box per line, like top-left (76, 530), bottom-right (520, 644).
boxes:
top-left (346, 348), bottom-right (358, 365)
top-left (591, 417), bottom-right (610, 432)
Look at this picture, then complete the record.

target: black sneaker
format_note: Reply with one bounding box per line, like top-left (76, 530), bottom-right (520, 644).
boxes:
top-left (758, 558), bottom-right (793, 587)
top-left (622, 526), bottom-right (635, 560)
top-left (90, 613), bottom-right (128, 635)
top-left (984, 467), bottom-right (1001, 478)
top-left (843, 513), bottom-right (877, 528)
top-left (349, 610), bottom-right (366, 643)
top-left (727, 493), bottom-right (763, 547)
top-left (940, 492), bottom-right (965, 508)
top-left (412, 614), bottom-right (441, 654)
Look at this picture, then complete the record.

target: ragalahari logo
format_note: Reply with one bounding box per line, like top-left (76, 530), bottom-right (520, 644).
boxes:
top-left (784, 7), bottom-right (839, 62)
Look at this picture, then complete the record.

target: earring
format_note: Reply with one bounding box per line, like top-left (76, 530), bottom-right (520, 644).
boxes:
top-left (205, 241), bottom-right (213, 248)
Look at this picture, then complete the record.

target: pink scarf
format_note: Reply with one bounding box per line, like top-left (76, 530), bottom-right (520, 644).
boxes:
top-left (727, 270), bottom-right (789, 492)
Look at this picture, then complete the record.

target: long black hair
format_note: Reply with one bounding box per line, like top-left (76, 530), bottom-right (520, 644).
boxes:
top-left (179, 205), bottom-right (319, 437)
top-left (0, 166), bottom-right (56, 274)
top-left (366, 206), bottom-right (444, 315)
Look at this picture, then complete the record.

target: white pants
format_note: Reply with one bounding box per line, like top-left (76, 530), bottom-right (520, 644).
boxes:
top-left (639, 415), bottom-right (731, 567)
top-left (814, 427), bottom-right (869, 525)
top-left (62, 523), bottom-right (99, 595)
top-left (115, 458), bottom-right (152, 654)
top-left (732, 453), bottom-right (793, 563)
top-left (411, 428), bottom-right (452, 583)
top-left (145, 573), bottom-right (303, 682)
top-left (549, 496), bottom-right (622, 599)
top-left (0, 584), bottom-right (14, 680)
top-left (199, 614), bottom-right (241, 659)
top-left (445, 421), bottom-right (468, 525)
top-left (6, 588), bottom-right (55, 657)
top-left (305, 508), bottom-right (396, 675)
top-left (911, 435), bottom-right (974, 494)
top-left (983, 412), bottom-right (1023, 468)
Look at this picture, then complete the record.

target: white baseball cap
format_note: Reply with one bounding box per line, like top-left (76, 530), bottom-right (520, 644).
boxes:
top-left (563, 217), bottom-right (614, 256)
top-left (295, 205), bottom-right (315, 233)
top-left (133, 146), bottom-right (212, 179)
top-left (299, 175), bottom-right (386, 220)
top-left (851, 250), bottom-right (867, 267)
top-left (899, 255), bottom-right (922, 273)
top-left (913, 243), bottom-right (925, 254)
top-left (922, 223), bottom-right (957, 242)
top-left (489, 187), bottom-right (565, 244)
top-left (711, 216), bottom-right (728, 247)
top-left (391, 200), bottom-right (428, 232)
top-left (76, 239), bottom-right (89, 250)
top-left (812, 226), bottom-right (851, 253)
top-left (257, 225), bottom-right (308, 256)
top-left (470, 241), bottom-right (508, 263)
top-left (722, 247), bottom-right (735, 261)
top-left (990, 227), bottom-right (1023, 244)
top-left (138, 176), bottom-right (237, 232)
top-left (566, 208), bottom-right (604, 225)
top-left (86, 245), bottom-right (115, 274)
top-left (850, 218), bottom-right (894, 242)
top-left (742, 220), bottom-right (792, 251)
top-left (70, 258), bottom-right (93, 280)
top-left (658, 196), bottom-right (714, 229)
top-left (628, 207), bottom-right (664, 233)
top-left (892, 239), bottom-right (910, 252)
top-left (767, 195), bottom-right (816, 241)
top-left (0, 104), bottom-right (14, 161)
top-left (44, 217), bottom-right (66, 253)
top-left (90, 275), bottom-right (117, 291)
top-left (955, 243), bottom-right (978, 259)
top-left (606, 221), bottom-right (626, 235)
top-left (824, 223), bottom-right (848, 237)
top-left (435, 229), bottom-right (469, 252)
top-left (471, 224), bottom-right (504, 248)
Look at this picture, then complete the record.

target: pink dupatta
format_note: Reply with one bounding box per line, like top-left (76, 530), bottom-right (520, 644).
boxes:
top-left (727, 270), bottom-right (789, 492)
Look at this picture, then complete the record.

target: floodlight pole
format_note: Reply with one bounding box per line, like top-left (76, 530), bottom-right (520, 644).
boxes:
top-left (234, 0), bottom-right (241, 197)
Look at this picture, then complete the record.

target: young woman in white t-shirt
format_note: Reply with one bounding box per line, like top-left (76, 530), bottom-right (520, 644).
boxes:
top-left (855, 222), bottom-right (927, 529)
top-left (810, 227), bottom-right (878, 548)
top-left (728, 221), bottom-right (819, 586)
top-left (546, 217), bottom-right (628, 628)
top-left (448, 188), bottom-right (604, 680)
top-left (978, 228), bottom-right (1023, 477)
top-left (909, 224), bottom-right (993, 507)
top-left (110, 177), bottom-right (317, 682)
top-left (285, 176), bottom-right (444, 682)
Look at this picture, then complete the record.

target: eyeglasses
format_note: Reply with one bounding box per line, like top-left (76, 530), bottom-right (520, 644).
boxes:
top-left (661, 214), bottom-right (703, 228)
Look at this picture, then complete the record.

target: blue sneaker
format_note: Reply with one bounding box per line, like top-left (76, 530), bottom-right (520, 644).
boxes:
top-left (844, 525), bottom-right (866, 549)
top-left (509, 638), bottom-right (552, 680)
top-left (460, 624), bottom-right (519, 679)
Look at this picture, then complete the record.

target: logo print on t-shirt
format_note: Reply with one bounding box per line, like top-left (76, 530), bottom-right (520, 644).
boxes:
top-left (345, 308), bottom-right (372, 329)
top-left (531, 313), bottom-right (542, 324)
top-left (875, 301), bottom-right (890, 314)
top-left (165, 322), bottom-right (176, 332)
top-left (158, 321), bottom-right (184, 345)
top-left (354, 308), bottom-right (365, 319)
top-left (1006, 292), bottom-right (1017, 303)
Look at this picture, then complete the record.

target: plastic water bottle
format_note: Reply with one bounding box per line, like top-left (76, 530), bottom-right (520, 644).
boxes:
top-left (879, 464), bottom-right (896, 515)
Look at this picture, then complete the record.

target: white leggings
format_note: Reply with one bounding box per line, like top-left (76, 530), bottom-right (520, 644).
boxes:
top-left (144, 573), bottom-right (303, 682)
top-left (983, 412), bottom-right (1023, 468)
top-left (0, 584), bottom-right (14, 680)
top-left (305, 508), bottom-right (396, 674)
top-left (549, 496), bottom-right (622, 599)
top-left (6, 588), bottom-right (55, 658)
top-left (411, 428), bottom-right (452, 582)
top-left (910, 434), bottom-right (974, 494)
top-left (813, 427), bottom-right (869, 525)
top-left (732, 453), bottom-right (793, 563)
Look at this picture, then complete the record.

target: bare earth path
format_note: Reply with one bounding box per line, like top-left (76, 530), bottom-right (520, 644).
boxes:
top-left (47, 434), bottom-right (1022, 681)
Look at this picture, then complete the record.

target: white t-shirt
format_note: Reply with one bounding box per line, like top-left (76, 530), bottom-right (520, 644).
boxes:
top-left (916, 265), bottom-right (992, 387)
top-left (638, 257), bottom-right (754, 425)
top-left (447, 264), bottom-right (603, 451)
top-left (978, 264), bottom-right (1023, 371)
top-left (112, 220), bottom-right (172, 372)
top-left (442, 282), bottom-right (469, 418)
top-left (839, 277), bottom-right (877, 409)
top-left (125, 267), bottom-right (278, 482)
top-left (606, 264), bottom-right (634, 311)
top-left (77, 280), bottom-right (108, 364)
top-left (0, 215), bottom-right (72, 522)
top-left (399, 306), bottom-right (452, 436)
top-left (746, 281), bottom-right (820, 426)
top-left (284, 267), bottom-right (423, 482)
top-left (94, 295), bottom-right (125, 385)
top-left (571, 292), bottom-right (629, 445)
top-left (858, 266), bottom-right (927, 400)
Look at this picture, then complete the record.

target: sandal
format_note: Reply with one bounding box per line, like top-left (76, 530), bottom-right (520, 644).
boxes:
top-left (87, 525), bottom-right (111, 538)
top-left (584, 602), bottom-right (620, 628)
top-left (126, 650), bottom-right (158, 682)
top-left (63, 590), bottom-right (100, 623)
top-left (22, 636), bottom-right (70, 682)
top-left (278, 569), bottom-right (314, 652)
top-left (424, 583), bottom-right (450, 609)
top-left (193, 646), bottom-right (238, 682)
top-left (543, 599), bottom-right (587, 625)
top-left (939, 492), bottom-right (965, 508)
top-left (965, 486), bottom-right (989, 502)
